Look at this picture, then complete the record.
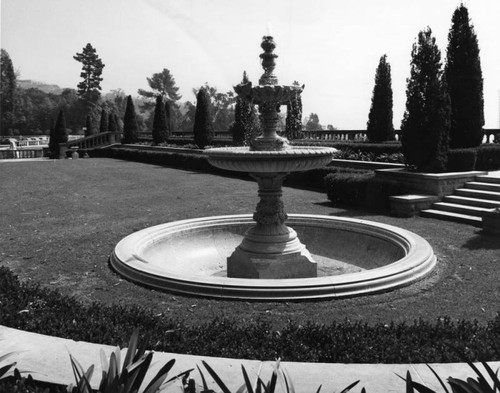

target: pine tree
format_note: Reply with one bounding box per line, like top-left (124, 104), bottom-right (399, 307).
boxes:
top-left (152, 95), bottom-right (168, 144)
top-left (73, 43), bottom-right (105, 107)
top-left (85, 114), bottom-right (93, 136)
top-left (122, 96), bottom-right (139, 144)
top-left (401, 28), bottom-right (450, 173)
top-left (108, 113), bottom-right (117, 132)
top-left (49, 110), bottom-right (68, 158)
top-left (445, 4), bottom-right (484, 148)
top-left (285, 82), bottom-right (303, 140)
top-left (367, 55), bottom-right (395, 142)
top-left (193, 87), bottom-right (214, 149)
top-left (99, 109), bottom-right (108, 133)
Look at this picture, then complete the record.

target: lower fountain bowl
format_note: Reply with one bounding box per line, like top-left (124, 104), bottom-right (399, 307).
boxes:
top-left (110, 214), bottom-right (436, 300)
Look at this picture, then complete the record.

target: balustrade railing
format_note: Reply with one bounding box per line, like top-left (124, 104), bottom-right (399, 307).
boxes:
top-left (0, 149), bottom-right (44, 159)
top-left (66, 131), bottom-right (122, 150)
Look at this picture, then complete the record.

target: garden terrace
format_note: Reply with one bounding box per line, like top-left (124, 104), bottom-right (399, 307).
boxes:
top-left (0, 158), bottom-right (499, 363)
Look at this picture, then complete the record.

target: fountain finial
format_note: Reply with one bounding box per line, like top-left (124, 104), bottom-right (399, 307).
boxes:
top-left (259, 36), bottom-right (278, 86)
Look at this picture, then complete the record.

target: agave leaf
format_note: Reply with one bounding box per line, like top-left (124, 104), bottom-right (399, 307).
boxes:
top-left (465, 377), bottom-right (488, 393)
top-left (361, 388), bottom-right (367, 393)
top-left (197, 364), bottom-right (209, 391)
top-left (241, 365), bottom-right (254, 393)
top-left (0, 352), bottom-right (16, 363)
top-left (235, 383), bottom-right (247, 393)
top-left (426, 364), bottom-right (450, 393)
top-left (142, 358), bottom-right (176, 393)
top-left (69, 355), bottom-right (93, 393)
top-left (123, 330), bottom-right (139, 373)
top-left (340, 380), bottom-right (360, 393)
top-left (281, 367), bottom-right (295, 393)
top-left (128, 352), bottom-right (154, 393)
top-left (268, 367), bottom-right (277, 393)
top-left (448, 377), bottom-right (477, 393)
top-left (450, 347), bottom-right (490, 390)
top-left (202, 360), bottom-right (232, 393)
top-left (100, 349), bottom-right (109, 378)
top-left (106, 351), bottom-right (118, 392)
top-left (165, 368), bottom-right (194, 384)
top-left (0, 363), bottom-right (16, 379)
top-left (315, 384), bottom-right (322, 393)
top-left (406, 371), bottom-right (415, 393)
top-left (409, 380), bottom-right (438, 393)
top-left (257, 377), bottom-right (269, 393)
top-left (480, 362), bottom-right (500, 392)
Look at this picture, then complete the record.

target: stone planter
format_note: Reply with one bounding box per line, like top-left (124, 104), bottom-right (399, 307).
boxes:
top-left (482, 209), bottom-right (500, 235)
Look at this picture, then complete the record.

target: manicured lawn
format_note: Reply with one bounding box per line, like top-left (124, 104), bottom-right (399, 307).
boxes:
top-left (1, 158), bottom-right (499, 328)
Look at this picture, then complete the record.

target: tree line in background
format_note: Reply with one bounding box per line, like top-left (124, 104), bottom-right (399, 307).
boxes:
top-left (1, 4), bottom-right (484, 170)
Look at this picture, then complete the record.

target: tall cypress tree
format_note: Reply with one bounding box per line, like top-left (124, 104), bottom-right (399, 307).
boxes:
top-left (285, 82), bottom-right (303, 140)
top-left (232, 71), bottom-right (260, 146)
top-left (49, 110), bottom-right (68, 158)
top-left (122, 96), bottom-right (139, 144)
top-left (152, 95), bottom-right (168, 144)
top-left (401, 27), bottom-right (450, 173)
top-left (108, 112), bottom-right (117, 132)
top-left (85, 114), bottom-right (93, 136)
top-left (193, 87), bottom-right (214, 149)
top-left (165, 100), bottom-right (172, 136)
top-left (1, 49), bottom-right (17, 136)
top-left (99, 109), bottom-right (108, 133)
top-left (367, 55), bottom-right (395, 142)
top-left (445, 4), bottom-right (484, 148)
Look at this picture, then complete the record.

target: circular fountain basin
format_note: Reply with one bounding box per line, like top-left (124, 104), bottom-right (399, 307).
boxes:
top-left (205, 146), bottom-right (336, 173)
top-left (110, 214), bottom-right (436, 300)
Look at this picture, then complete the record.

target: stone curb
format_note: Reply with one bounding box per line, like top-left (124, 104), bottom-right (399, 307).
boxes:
top-left (2, 326), bottom-right (499, 392)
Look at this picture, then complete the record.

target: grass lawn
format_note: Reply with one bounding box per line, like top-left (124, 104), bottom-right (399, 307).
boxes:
top-left (1, 158), bottom-right (499, 328)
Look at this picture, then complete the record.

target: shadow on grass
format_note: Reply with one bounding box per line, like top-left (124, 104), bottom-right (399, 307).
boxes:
top-left (462, 230), bottom-right (500, 250)
top-left (313, 201), bottom-right (387, 219)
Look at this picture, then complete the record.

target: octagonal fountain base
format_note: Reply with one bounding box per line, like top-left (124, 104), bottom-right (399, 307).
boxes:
top-left (110, 214), bottom-right (436, 300)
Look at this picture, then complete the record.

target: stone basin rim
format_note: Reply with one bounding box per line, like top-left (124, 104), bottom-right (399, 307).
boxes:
top-left (110, 214), bottom-right (436, 300)
top-left (204, 146), bottom-right (336, 157)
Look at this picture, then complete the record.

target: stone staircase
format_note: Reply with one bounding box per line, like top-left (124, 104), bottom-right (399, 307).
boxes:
top-left (421, 174), bottom-right (500, 226)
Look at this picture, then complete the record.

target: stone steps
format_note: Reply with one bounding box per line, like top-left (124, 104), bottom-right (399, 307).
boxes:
top-left (421, 174), bottom-right (500, 226)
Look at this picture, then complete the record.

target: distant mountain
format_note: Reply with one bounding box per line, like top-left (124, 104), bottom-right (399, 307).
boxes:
top-left (17, 80), bottom-right (65, 94)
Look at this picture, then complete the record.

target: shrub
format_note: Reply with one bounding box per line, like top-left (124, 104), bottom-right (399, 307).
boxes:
top-left (324, 171), bottom-right (408, 211)
top-left (476, 145), bottom-right (500, 171)
top-left (1, 267), bottom-right (500, 364)
top-left (292, 141), bottom-right (402, 156)
top-left (49, 110), bottom-right (68, 159)
top-left (446, 148), bottom-right (478, 172)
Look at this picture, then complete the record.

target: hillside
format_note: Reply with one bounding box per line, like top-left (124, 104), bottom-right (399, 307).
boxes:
top-left (17, 79), bottom-right (65, 94)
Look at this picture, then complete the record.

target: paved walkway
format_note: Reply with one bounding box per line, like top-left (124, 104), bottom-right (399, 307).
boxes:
top-left (1, 326), bottom-right (498, 392)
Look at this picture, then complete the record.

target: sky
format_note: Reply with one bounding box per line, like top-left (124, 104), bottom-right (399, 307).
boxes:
top-left (1, 0), bottom-right (499, 129)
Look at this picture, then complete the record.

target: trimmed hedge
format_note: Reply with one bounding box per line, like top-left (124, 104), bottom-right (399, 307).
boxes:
top-left (476, 145), bottom-right (500, 171)
top-left (324, 171), bottom-right (408, 211)
top-left (1, 267), bottom-right (499, 364)
top-left (446, 148), bottom-right (478, 172)
top-left (292, 140), bottom-right (402, 155)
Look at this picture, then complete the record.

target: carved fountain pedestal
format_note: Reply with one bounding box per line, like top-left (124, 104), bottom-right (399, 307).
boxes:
top-left (227, 172), bottom-right (316, 278)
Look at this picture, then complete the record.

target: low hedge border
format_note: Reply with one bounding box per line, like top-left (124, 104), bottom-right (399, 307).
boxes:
top-left (1, 267), bottom-right (499, 364)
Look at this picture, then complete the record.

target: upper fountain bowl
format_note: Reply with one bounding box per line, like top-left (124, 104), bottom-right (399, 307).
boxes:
top-left (234, 82), bottom-right (303, 105)
top-left (205, 146), bottom-right (336, 173)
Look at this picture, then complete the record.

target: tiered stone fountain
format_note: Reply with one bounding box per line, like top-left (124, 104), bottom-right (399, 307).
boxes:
top-left (110, 36), bottom-right (436, 300)
top-left (206, 36), bottom-right (335, 279)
